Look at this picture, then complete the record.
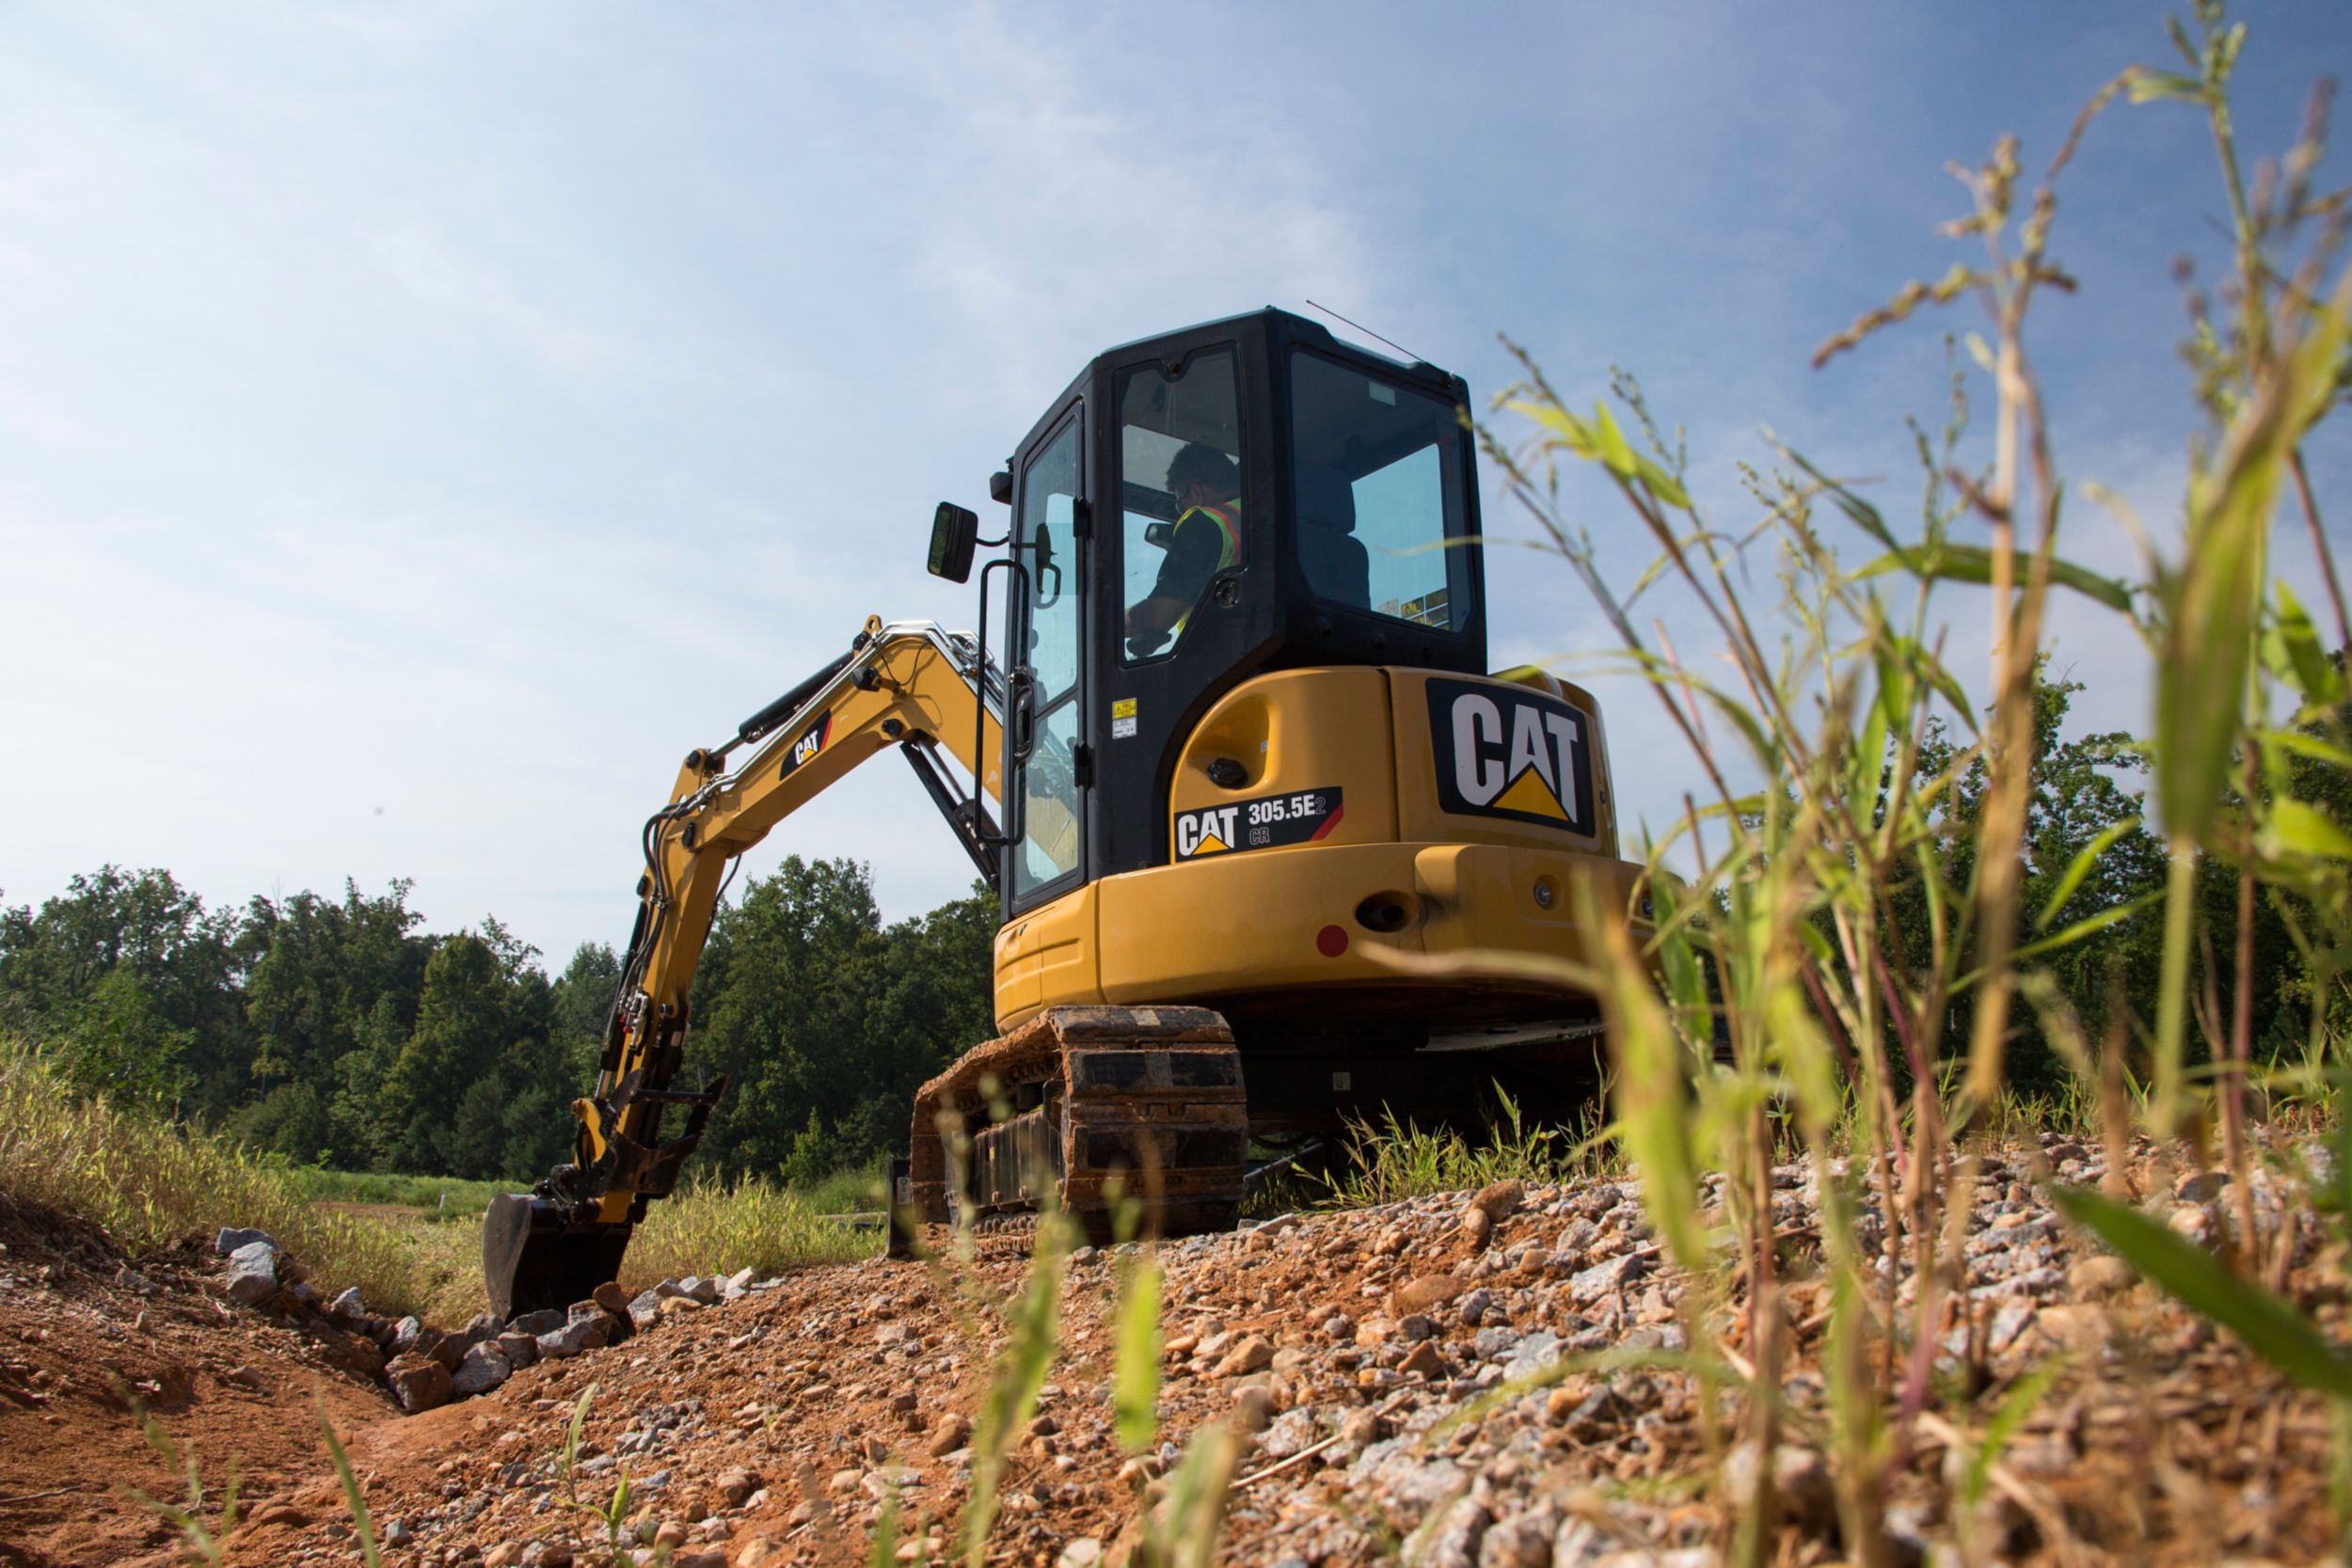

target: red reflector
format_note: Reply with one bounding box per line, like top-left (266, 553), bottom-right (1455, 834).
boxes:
top-left (1315, 924), bottom-right (1349, 958)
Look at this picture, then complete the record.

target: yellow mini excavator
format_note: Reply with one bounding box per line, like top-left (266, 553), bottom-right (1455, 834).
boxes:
top-left (484, 309), bottom-right (1654, 1317)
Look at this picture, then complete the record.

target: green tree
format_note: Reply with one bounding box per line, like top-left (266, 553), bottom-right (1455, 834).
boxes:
top-left (0, 866), bottom-right (246, 1114)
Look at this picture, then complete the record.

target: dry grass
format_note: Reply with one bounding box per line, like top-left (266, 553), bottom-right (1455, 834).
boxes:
top-left (617, 1172), bottom-right (878, 1291)
top-left (0, 1033), bottom-right (471, 1318)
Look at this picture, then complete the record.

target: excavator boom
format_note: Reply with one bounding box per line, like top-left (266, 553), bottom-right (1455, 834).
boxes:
top-left (485, 618), bottom-right (1004, 1319)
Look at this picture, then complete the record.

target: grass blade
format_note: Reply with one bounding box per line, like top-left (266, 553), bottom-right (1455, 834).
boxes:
top-left (2052, 1185), bottom-right (2352, 1400)
top-left (316, 1399), bottom-right (384, 1568)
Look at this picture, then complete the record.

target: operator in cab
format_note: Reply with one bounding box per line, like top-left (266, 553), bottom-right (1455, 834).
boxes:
top-left (1125, 442), bottom-right (1242, 657)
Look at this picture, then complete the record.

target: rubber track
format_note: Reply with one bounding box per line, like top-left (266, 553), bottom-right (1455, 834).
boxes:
top-left (907, 1006), bottom-right (1248, 1241)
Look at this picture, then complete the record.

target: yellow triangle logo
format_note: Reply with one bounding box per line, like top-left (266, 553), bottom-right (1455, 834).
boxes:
top-left (1194, 833), bottom-right (1230, 855)
top-left (1492, 767), bottom-right (1569, 821)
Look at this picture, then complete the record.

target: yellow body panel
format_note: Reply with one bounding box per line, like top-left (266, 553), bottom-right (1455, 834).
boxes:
top-left (993, 881), bottom-right (1105, 1022)
top-left (1164, 668), bottom-right (1400, 846)
top-left (994, 664), bottom-right (1646, 1032)
top-left (1091, 840), bottom-right (1643, 1006)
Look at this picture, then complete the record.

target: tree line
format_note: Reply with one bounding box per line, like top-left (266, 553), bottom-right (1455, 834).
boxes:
top-left (0, 857), bottom-right (992, 1185)
top-left (3, 670), bottom-right (2335, 1185)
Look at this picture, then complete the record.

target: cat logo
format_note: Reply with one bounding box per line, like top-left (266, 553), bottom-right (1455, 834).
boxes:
top-left (1175, 805), bottom-right (1241, 859)
top-left (776, 711), bottom-right (833, 780)
top-left (1425, 679), bottom-right (1595, 834)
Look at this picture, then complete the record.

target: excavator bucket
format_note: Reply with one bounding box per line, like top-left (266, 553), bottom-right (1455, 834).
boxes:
top-left (483, 1194), bottom-right (633, 1322)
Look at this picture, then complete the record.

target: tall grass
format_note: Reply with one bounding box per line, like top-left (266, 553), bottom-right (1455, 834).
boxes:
top-left (1314, 1087), bottom-right (1613, 1209)
top-left (285, 1167), bottom-right (508, 1220)
top-left (619, 1172), bottom-right (878, 1289)
top-left (0, 1033), bottom-right (466, 1317)
top-left (1472, 1), bottom-right (2347, 1559)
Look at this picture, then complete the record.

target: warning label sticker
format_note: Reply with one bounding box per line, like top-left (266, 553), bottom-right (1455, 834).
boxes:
top-left (1173, 785), bottom-right (1343, 861)
top-left (1111, 697), bottom-right (1138, 740)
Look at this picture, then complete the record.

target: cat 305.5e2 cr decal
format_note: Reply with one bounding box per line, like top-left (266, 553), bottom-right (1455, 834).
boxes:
top-left (1174, 786), bottom-right (1343, 861)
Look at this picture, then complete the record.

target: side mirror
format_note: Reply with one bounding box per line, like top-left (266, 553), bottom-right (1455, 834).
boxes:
top-left (928, 502), bottom-right (978, 583)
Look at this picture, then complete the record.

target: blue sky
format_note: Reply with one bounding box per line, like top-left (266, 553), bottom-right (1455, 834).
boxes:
top-left (3, 2), bottom-right (2346, 964)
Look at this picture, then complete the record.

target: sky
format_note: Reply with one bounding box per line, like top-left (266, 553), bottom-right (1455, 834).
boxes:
top-left (3, 1), bottom-right (2347, 966)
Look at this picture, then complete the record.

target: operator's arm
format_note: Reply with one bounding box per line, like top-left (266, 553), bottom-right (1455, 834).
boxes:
top-left (1125, 512), bottom-right (1225, 655)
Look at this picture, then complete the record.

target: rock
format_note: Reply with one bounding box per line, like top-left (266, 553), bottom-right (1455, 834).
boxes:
top-left (390, 1315), bottom-right (426, 1354)
top-left (927, 1412), bottom-right (973, 1457)
top-left (453, 1341), bottom-right (515, 1396)
top-left (461, 1311), bottom-right (502, 1345)
top-left (498, 1331), bottom-right (541, 1369)
top-left (314, 1328), bottom-right (385, 1381)
top-left (485, 1545), bottom-right (520, 1568)
top-left (681, 1275), bottom-right (722, 1305)
top-left (1502, 1331), bottom-right (1562, 1383)
top-left (1392, 1275), bottom-right (1470, 1315)
top-left (732, 1542), bottom-right (783, 1568)
top-left (382, 1519), bottom-right (413, 1547)
top-left (1259, 1406), bottom-right (1322, 1459)
top-left (1399, 1340), bottom-right (1450, 1379)
top-left (223, 1241), bottom-right (280, 1307)
top-left (519, 1544), bottom-right (575, 1568)
top-left (1213, 1335), bottom-right (1275, 1378)
top-left (1398, 1313), bottom-right (1436, 1341)
top-left (2176, 1169), bottom-right (2230, 1203)
top-left (724, 1267), bottom-right (757, 1298)
top-left (1232, 1385), bottom-right (1276, 1433)
top-left (387, 1353), bottom-right (453, 1414)
top-left (424, 1330), bottom-right (466, 1372)
top-left (215, 1227), bottom-right (275, 1257)
top-left (2032, 1304), bottom-right (2112, 1353)
top-left (1470, 1180), bottom-right (1525, 1224)
top-left (327, 1286), bottom-right (366, 1324)
top-left (222, 1364), bottom-right (270, 1391)
top-left (1413, 1496), bottom-right (1489, 1568)
top-left (537, 1316), bottom-right (609, 1359)
top-left (1568, 1254), bottom-right (1645, 1306)
top-left (508, 1307), bottom-right (566, 1337)
top-left (1479, 1506), bottom-right (1557, 1568)
top-left (717, 1467), bottom-right (759, 1507)
top-left (1057, 1540), bottom-right (1104, 1568)
top-left (1322, 1311), bottom-right (1357, 1340)
top-left (656, 1521), bottom-right (691, 1549)
top-left (1462, 1208), bottom-right (1494, 1248)
top-left (2067, 1256), bottom-right (2137, 1297)
top-left (2168, 1205), bottom-right (2215, 1244)
top-left (1457, 1288), bottom-right (1496, 1327)
top-left (1722, 1442), bottom-right (1835, 1531)
top-left (629, 1290), bottom-right (664, 1330)
top-left (660, 1296), bottom-right (706, 1323)
top-left (593, 1279), bottom-right (631, 1315)
top-left (1552, 1518), bottom-right (1608, 1568)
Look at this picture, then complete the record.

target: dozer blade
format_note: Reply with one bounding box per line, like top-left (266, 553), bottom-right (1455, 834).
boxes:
top-left (483, 1194), bottom-right (633, 1322)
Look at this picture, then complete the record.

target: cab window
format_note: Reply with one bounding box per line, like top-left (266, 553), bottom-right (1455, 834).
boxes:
top-left (1009, 417), bottom-right (1083, 902)
top-left (1116, 349), bottom-right (1244, 663)
top-left (1288, 351), bottom-right (1469, 631)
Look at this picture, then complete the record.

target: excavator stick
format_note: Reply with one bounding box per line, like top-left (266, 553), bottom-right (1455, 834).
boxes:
top-left (483, 1196), bottom-right (633, 1322)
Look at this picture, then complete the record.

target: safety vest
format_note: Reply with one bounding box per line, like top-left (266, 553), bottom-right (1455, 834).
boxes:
top-left (1169, 499), bottom-right (1243, 637)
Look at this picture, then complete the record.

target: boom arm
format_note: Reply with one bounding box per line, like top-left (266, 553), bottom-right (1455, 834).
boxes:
top-left (484, 617), bottom-right (1004, 1316)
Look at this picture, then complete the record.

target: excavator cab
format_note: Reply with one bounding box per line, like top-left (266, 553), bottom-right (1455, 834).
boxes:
top-left (963, 309), bottom-right (1490, 920)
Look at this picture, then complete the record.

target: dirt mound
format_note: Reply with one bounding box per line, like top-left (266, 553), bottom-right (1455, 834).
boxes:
top-left (0, 1198), bottom-right (393, 1568)
top-left (8, 1140), bottom-right (2344, 1566)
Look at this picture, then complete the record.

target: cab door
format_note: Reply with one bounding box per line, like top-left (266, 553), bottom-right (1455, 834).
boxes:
top-left (1004, 405), bottom-right (1089, 914)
